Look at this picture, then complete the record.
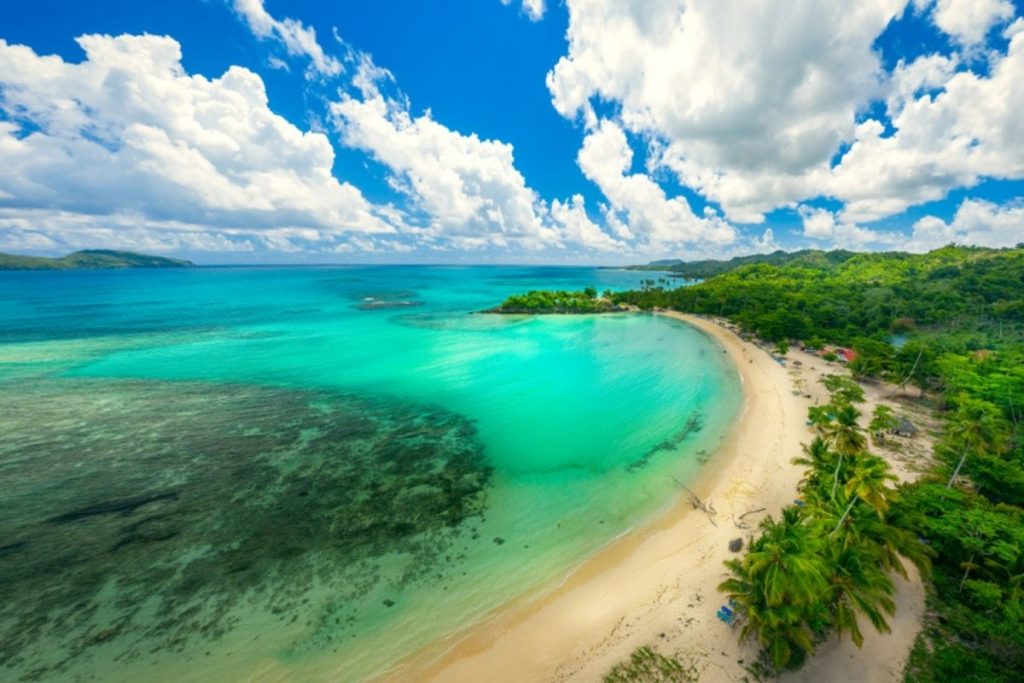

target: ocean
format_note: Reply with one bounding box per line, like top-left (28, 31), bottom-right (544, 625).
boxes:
top-left (0, 265), bottom-right (741, 682)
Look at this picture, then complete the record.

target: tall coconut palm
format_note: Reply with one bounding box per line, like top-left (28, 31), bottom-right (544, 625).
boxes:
top-left (945, 396), bottom-right (1009, 488)
top-left (823, 403), bottom-right (867, 499)
top-left (831, 456), bottom-right (897, 536)
top-left (792, 437), bottom-right (837, 498)
top-left (720, 508), bottom-right (828, 669)
top-left (823, 542), bottom-right (897, 648)
top-left (986, 547), bottom-right (1024, 603)
top-left (842, 506), bottom-right (933, 579)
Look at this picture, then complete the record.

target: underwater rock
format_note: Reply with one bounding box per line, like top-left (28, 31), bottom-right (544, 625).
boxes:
top-left (48, 492), bottom-right (179, 524)
top-left (348, 290), bottom-right (424, 310)
top-left (356, 298), bottom-right (424, 310)
top-left (626, 411), bottom-right (705, 472)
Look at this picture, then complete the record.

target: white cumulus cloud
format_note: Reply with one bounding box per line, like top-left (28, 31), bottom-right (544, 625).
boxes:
top-left (797, 205), bottom-right (901, 248)
top-left (908, 198), bottom-right (1024, 251)
top-left (500, 0), bottom-right (546, 21)
top-left (330, 57), bottom-right (622, 252)
top-left (0, 34), bottom-right (401, 253)
top-left (331, 88), bottom-right (557, 250)
top-left (829, 25), bottom-right (1024, 222)
top-left (545, 0), bottom-right (1024, 244)
top-left (549, 0), bottom-right (909, 223)
top-left (550, 194), bottom-right (624, 251)
top-left (577, 119), bottom-right (736, 248)
top-left (231, 0), bottom-right (342, 77)
top-left (929, 0), bottom-right (1016, 46)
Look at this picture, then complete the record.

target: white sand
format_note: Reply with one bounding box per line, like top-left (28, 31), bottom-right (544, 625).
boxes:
top-left (379, 313), bottom-right (927, 683)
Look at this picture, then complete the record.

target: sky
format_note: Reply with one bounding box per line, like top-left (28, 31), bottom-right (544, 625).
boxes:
top-left (0, 0), bottom-right (1022, 264)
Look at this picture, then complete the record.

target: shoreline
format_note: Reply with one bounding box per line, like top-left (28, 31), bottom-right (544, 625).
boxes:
top-left (379, 313), bottom-right (809, 681)
top-left (378, 312), bottom-right (926, 682)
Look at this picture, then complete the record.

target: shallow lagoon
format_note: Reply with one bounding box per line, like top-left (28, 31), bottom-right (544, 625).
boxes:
top-left (0, 266), bottom-right (740, 681)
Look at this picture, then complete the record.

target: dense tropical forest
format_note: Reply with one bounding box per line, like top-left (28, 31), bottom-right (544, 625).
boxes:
top-left (624, 248), bottom-right (859, 279)
top-left (0, 249), bottom-right (193, 270)
top-left (491, 287), bottom-right (624, 313)
top-left (611, 245), bottom-right (1024, 681)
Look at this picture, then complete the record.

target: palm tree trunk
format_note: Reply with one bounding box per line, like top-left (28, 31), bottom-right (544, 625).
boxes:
top-left (959, 554), bottom-right (975, 592)
top-left (831, 454), bottom-right (843, 500)
top-left (947, 447), bottom-right (968, 488)
top-left (889, 345), bottom-right (924, 399)
top-left (831, 495), bottom-right (858, 536)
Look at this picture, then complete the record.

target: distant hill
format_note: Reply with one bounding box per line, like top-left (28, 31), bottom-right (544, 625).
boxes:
top-left (0, 249), bottom-right (194, 270)
top-left (627, 249), bottom-right (859, 279)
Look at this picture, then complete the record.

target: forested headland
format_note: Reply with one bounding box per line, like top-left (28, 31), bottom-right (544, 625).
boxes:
top-left (489, 287), bottom-right (626, 314)
top-left (0, 249), bottom-right (194, 270)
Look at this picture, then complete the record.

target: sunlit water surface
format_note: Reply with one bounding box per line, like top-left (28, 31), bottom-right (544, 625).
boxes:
top-left (0, 266), bottom-right (740, 682)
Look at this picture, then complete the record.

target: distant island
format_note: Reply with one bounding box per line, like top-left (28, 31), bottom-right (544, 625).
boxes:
top-left (0, 249), bottom-right (194, 271)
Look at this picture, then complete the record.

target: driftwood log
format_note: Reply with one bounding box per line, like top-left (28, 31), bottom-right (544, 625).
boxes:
top-left (733, 507), bottom-right (767, 530)
top-left (672, 476), bottom-right (718, 526)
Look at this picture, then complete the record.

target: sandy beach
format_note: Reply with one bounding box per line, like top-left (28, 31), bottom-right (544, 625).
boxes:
top-left (380, 312), bottom-right (928, 683)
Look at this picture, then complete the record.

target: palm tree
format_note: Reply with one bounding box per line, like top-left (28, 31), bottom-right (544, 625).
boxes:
top-left (719, 508), bottom-right (828, 669)
top-left (831, 456), bottom-right (897, 536)
top-left (945, 396), bottom-right (1009, 488)
top-left (868, 404), bottom-right (897, 443)
top-left (823, 403), bottom-right (867, 499)
top-left (986, 547), bottom-right (1024, 603)
top-left (823, 542), bottom-right (897, 647)
top-left (792, 437), bottom-right (837, 497)
top-left (846, 505), bottom-right (933, 579)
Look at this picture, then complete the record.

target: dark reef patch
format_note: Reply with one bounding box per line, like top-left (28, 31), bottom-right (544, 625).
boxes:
top-left (626, 412), bottom-right (705, 472)
top-left (0, 379), bottom-right (491, 680)
top-left (347, 289), bottom-right (424, 310)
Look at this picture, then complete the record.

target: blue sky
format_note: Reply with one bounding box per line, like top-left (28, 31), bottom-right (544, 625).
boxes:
top-left (0, 0), bottom-right (1022, 263)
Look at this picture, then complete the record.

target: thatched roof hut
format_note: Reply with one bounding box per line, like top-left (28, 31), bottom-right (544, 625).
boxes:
top-left (892, 417), bottom-right (918, 438)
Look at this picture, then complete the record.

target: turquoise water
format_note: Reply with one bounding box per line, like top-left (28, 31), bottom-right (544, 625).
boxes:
top-left (0, 266), bottom-right (741, 682)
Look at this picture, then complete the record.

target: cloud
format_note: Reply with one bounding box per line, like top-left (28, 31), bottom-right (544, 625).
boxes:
top-left (929, 0), bottom-right (1015, 46)
top-left (907, 197), bottom-right (1024, 250)
top-left (548, 0), bottom-right (910, 223)
top-left (0, 30), bottom-right (627, 258)
top-left (751, 227), bottom-right (780, 253)
top-left (797, 205), bottom-right (900, 248)
top-left (0, 208), bottom-right (258, 253)
top-left (230, 0), bottom-right (342, 77)
top-left (829, 25), bottom-right (1024, 222)
top-left (0, 34), bottom-right (401, 253)
top-left (331, 88), bottom-right (557, 250)
top-left (549, 194), bottom-right (624, 251)
top-left (500, 0), bottom-right (546, 21)
top-left (330, 56), bottom-right (623, 252)
top-left (546, 0), bottom-right (1024, 239)
top-left (576, 119), bottom-right (736, 248)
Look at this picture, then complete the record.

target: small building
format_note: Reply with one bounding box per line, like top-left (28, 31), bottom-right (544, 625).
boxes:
top-left (891, 417), bottom-right (918, 438)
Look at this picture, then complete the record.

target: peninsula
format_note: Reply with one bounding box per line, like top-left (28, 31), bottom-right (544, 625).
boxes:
top-left (487, 288), bottom-right (628, 314)
top-left (0, 249), bottom-right (194, 270)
